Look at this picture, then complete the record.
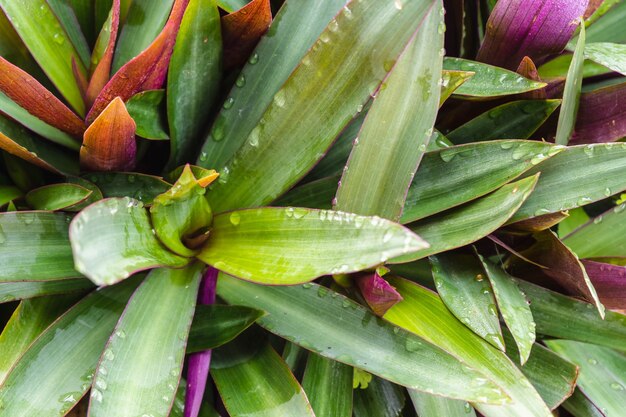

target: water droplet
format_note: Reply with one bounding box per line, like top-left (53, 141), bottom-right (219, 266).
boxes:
top-left (95, 378), bottom-right (107, 390)
top-left (587, 358), bottom-right (598, 365)
top-left (405, 338), bottom-right (422, 352)
top-left (530, 154), bottom-right (547, 165)
top-left (488, 304), bottom-right (498, 316)
top-left (223, 97), bottom-right (234, 109)
top-left (329, 20), bottom-right (339, 33)
top-left (356, 104), bottom-right (363, 113)
top-left (438, 21), bottom-right (446, 34)
top-left (610, 382), bottom-right (624, 391)
top-left (53, 33), bottom-right (64, 45)
top-left (248, 127), bottom-right (260, 147)
top-left (318, 286), bottom-right (329, 297)
top-left (293, 207), bottom-right (308, 219)
top-left (115, 329), bottom-right (126, 339)
top-left (229, 212), bottom-right (241, 226)
top-left (91, 389), bottom-right (103, 402)
top-left (248, 53), bottom-right (259, 65)
top-left (199, 152), bottom-right (208, 162)
top-left (577, 197), bottom-right (592, 206)
top-left (534, 208), bottom-right (551, 216)
top-left (500, 142), bottom-right (514, 150)
top-left (302, 283), bottom-right (313, 289)
top-left (584, 145), bottom-right (595, 157)
top-left (440, 149), bottom-right (456, 162)
top-left (104, 349), bottom-right (115, 361)
top-left (342, 6), bottom-right (353, 19)
top-left (475, 274), bottom-right (484, 282)
top-left (211, 117), bottom-right (225, 142)
top-left (464, 402), bottom-right (472, 414)
top-left (235, 74), bottom-right (246, 87)
top-left (383, 230), bottom-right (394, 243)
top-left (285, 207), bottom-right (295, 218)
top-left (320, 32), bottom-right (331, 43)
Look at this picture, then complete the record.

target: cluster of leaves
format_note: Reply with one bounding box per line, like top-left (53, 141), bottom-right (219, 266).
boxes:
top-left (1, 0), bottom-right (626, 416)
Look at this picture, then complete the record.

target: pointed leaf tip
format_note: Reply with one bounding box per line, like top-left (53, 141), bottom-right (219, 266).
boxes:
top-left (222, 0), bottom-right (272, 69)
top-left (80, 97), bottom-right (137, 172)
top-left (356, 272), bottom-right (403, 316)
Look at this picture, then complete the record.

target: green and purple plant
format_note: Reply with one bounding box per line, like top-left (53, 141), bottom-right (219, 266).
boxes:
top-left (0, 0), bottom-right (626, 416)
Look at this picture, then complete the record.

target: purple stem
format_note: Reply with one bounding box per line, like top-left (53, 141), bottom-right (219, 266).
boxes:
top-left (184, 267), bottom-right (218, 417)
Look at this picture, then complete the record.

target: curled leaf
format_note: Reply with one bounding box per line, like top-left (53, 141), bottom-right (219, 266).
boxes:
top-left (0, 57), bottom-right (85, 137)
top-left (477, 0), bottom-right (589, 70)
top-left (80, 97), bottom-right (137, 171)
top-left (570, 81), bottom-right (626, 144)
top-left (221, 0), bottom-right (272, 69)
top-left (356, 271), bottom-right (403, 316)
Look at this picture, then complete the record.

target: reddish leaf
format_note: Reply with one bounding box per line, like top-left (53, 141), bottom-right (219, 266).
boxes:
top-left (0, 57), bottom-right (85, 137)
top-left (86, 0), bottom-right (121, 107)
top-left (477, 0), bottom-right (588, 70)
top-left (80, 97), bottom-right (136, 171)
top-left (221, 0), bottom-right (272, 70)
top-left (516, 56), bottom-right (547, 100)
top-left (508, 211), bottom-right (569, 232)
top-left (86, 0), bottom-right (191, 124)
top-left (570, 82), bottom-right (626, 145)
top-left (184, 267), bottom-right (218, 417)
top-left (0, 131), bottom-right (62, 174)
top-left (584, 0), bottom-right (603, 18)
top-left (356, 272), bottom-right (403, 317)
top-left (581, 260), bottom-right (626, 310)
top-left (511, 230), bottom-right (604, 316)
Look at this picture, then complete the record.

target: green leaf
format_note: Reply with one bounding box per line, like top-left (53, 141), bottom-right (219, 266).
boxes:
top-left (0, 184), bottom-right (21, 207)
top-left (558, 207), bottom-right (590, 238)
top-left (334, 1), bottom-right (444, 221)
top-left (150, 166), bottom-right (213, 257)
top-left (187, 304), bottom-right (265, 353)
top-left (0, 113), bottom-right (79, 175)
top-left (447, 100), bottom-right (560, 145)
top-left (69, 197), bottom-right (189, 286)
top-left (47, 0), bottom-right (91, 68)
top-left (0, 277), bottom-right (139, 416)
top-left (518, 280), bottom-right (626, 352)
top-left (82, 172), bottom-right (172, 205)
top-left (166, 0), bottom-right (221, 169)
top-left (394, 176), bottom-right (538, 263)
top-left (584, 1), bottom-right (626, 44)
top-left (89, 265), bottom-right (202, 417)
top-left (501, 329), bottom-right (577, 410)
top-left (402, 141), bottom-right (559, 223)
top-left (430, 254), bottom-right (504, 350)
top-left (546, 340), bottom-right (626, 416)
top-left (112, 0), bottom-right (174, 72)
top-left (556, 19), bottom-right (585, 146)
top-left (442, 58), bottom-right (546, 98)
top-left (563, 203), bottom-right (626, 258)
top-left (197, 0), bottom-right (349, 170)
top-left (409, 391), bottom-right (475, 417)
top-left (538, 54), bottom-right (610, 79)
top-left (0, 296), bottom-right (76, 384)
top-left (353, 377), bottom-right (405, 417)
top-left (562, 389), bottom-right (606, 417)
top-left (216, 274), bottom-right (510, 404)
top-left (0, 93), bottom-right (80, 150)
top-left (439, 70), bottom-right (475, 105)
top-left (204, 0), bottom-right (447, 212)
top-left (0, 0), bottom-right (87, 115)
top-left (198, 207), bottom-right (427, 285)
top-left (479, 257), bottom-right (535, 365)
top-left (274, 176), bottom-right (337, 209)
top-left (384, 277), bottom-right (553, 417)
top-left (212, 337), bottom-right (316, 417)
top-left (0, 211), bottom-right (80, 282)
top-left (510, 143), bottom-right (626, 223)
top-left (126, 90), bottom-right (169, 140)
top-left (584, 42), bottom-right (626, 76)
top-left (302, 354), bottom-right (353, 417)
top-left (0, 279), bottom-right (93, 303)
top-left (25, 183), bottom-right (92, 211)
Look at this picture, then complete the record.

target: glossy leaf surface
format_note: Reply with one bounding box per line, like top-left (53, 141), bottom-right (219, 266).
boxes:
top-left (0, 277), bottom-right (139, 416)
top-left (204, 0), bottom-right (444, 212)
top-left (302, 353), bottom-right (353, 417)
top-left (581, 260), bottom-right (626, 310)
top-left (564, 203), bottom-right (626, 259)
top-left (126, 90), bottom-right (169, 140)
top-left (0, 279), bottom-right (93, 303)
top-left (25, 183), bottom-right (92, 211)
top-left (510, 143), bottom-right (626, 222)
top-left (584, 42), bottom-right (626, 75)
top-left (385, 277), bottom-right (553, 417)
top-left (395, 176), bottom-right (538, 263)
top-left (0, 211), bottom-right (80, 282)
top-left (89, 265), bottom-right (202, 417)
top-left (187, 304), bottom-right (265, 353)
top-left (409, 391), bottom-right (475, 417)
top-left (221, 0), bottom-right (271, 69)
top-left (431, 254), bottom-right (504, 351)
top-left (216, 274), bottom-right (508, 404)
top-left (212, 340), bottom-right (315, 417)
top-left (198, 207), bottom-right (427, 284)
top-left (167, 0), bottom-right (221, 168)
top-left (197, 0), bottom-right (349, 169)
top-left (69, 198), bottom-right (189, 286)
top-left (82, 172), bottom-right (171, 204)
top-left (353, 377), bottom-right (405, 417)
top-left (402, 141), bottom-right (557, 223)
top-left (334, 1), bottom-right (444, 221)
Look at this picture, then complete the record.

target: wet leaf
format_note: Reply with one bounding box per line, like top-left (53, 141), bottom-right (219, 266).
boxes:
top-left (302, 354), bottom-right (353, 417)
top-left (82, 172), bottom-right (171, 204)
top-left (221, 0), bottom-right (271, 69)
top-left (25, 183), bottom-right (92, 211)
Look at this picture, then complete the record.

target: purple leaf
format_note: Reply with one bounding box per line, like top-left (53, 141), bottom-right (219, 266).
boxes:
top-left (570, 82), bottom-right (626, 145)
top-left (477, 0), bottom-right (588, 70)
top-left (581, 260), bottom-right (626, 310)
top-left (356, 272), bottom-right (403, 316)
top-left (184, 267), bottom-right (218, 417)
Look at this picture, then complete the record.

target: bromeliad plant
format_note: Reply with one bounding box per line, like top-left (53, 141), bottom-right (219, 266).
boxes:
top-left (1, 0), bottom-right (626, 416)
